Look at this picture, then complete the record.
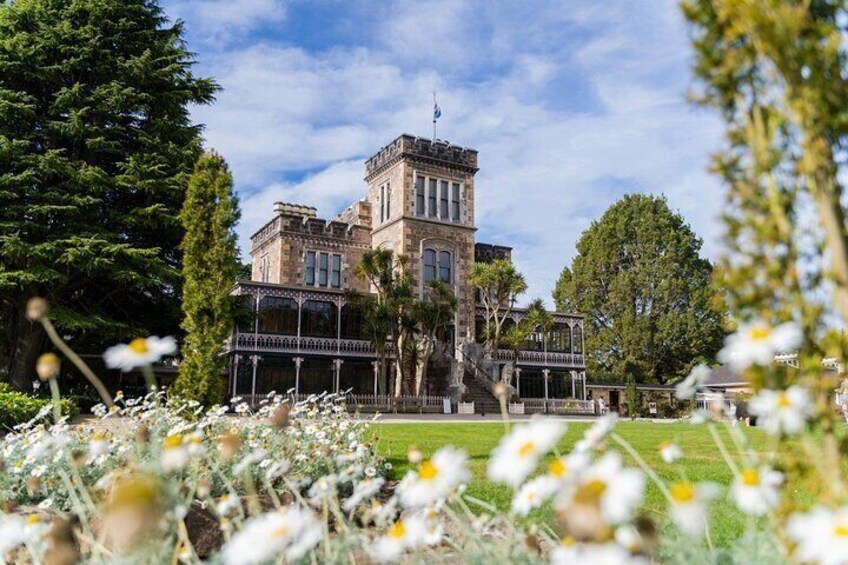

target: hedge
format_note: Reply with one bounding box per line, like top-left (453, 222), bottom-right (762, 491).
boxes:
top-left (0, 391), bottom-right (79, 430)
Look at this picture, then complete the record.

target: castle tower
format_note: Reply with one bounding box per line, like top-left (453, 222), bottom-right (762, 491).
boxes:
top-left (364, 134), bottom-right (479, 341)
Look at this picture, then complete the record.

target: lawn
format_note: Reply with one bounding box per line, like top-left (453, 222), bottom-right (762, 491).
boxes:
top-left (368, 420), bottom-right (778, 548)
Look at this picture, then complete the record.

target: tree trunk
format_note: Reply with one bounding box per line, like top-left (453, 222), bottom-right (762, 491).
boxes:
top-left (6, 301), bottom-right (47, 390)
top-left (415, 335), bottom-right (434, 396)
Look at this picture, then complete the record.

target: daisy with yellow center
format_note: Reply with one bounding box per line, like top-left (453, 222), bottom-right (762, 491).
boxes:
top-left (668, 481), bottom-right (718, 537)
top-left (487, 418), bottom-right (566, 488)
top-left (749, 385), bottom-right (814, 436)
top-left (103, 336), bottom-right (177, 372)
top-left (718, 320), bottom-right (802, 370)
top-left (556, 452), bottom-right (645, 526)
top-left (787, 505), bottom-right (848, 564)
top-left (371, 513), bottom-right (436, 563)
top-left (732, 466), bottom-right (783, 516)
top-left (397, 447), bottom-right (469, 508)
top-left (220, 506), bottom-right (322, 565)
top-left (161, 434), bottom-right (190, 472)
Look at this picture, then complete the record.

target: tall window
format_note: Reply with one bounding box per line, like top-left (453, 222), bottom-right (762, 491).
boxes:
top-left (438, 251), bottom-right (451, 283)
top-left (415, 172), bottom-right (463, 223)
top-left (379, 182), bottom-right (390, 222)
top-left (415, 175), bottom-right (425, 216)
top-left (305, 252), bottom-right (315, 286)
top-left (259, 254), bottom-right (269, 282)
top-left (385, 183), bottom-right (391, 220)
top-left (423, 249), bottom-right (437, 283)
top-left (305, 251), bottom-right (342, 289)
top-left (428, 178), bottom-right (437, 216)
top-left (300, 300), bottom-right (337, 338)
top-left (331, 255), bottom-right (341, 288)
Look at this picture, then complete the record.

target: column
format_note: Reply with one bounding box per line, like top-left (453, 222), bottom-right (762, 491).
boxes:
top-left (570, 370), bottom-right (576, 398)
top-left (232, 354), bottom-right (241, 398)
top-left (333, 359), bottom-right (344, 394)
top-left (296, 293), bottom-right (303, 353)
top-left (293, 357), bottom-right (303, 395)
top-left (515, 367), bottom-right (522, 397)
top-left (543, 369), bottom-right (550, 400)
top-left (250, 354), bottom-right (261, 402)
top-left (582, 371), bottom-right (587, 400)
top-left (336, 298), bottom-right (343, 355)
top-left (372, 360), bottom-right (380, 396)
top-left (580, 322), bottom-right (585, 359)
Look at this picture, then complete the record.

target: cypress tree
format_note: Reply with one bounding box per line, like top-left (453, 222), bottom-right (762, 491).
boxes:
top-left (172, 152), bottom-right (240, 405)
top-left (0, 0), bottom-right (218, 387)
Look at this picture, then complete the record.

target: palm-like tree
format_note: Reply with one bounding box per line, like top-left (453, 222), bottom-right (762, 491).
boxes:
top-left (468, 259), bottom-right (528, 358)
top-left (411, 280), bottom-right (458, 395)
top-left (500, 298), bottom-right (553, 390)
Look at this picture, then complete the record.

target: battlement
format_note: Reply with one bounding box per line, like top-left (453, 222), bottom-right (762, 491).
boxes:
top-left (364, 134), bottom-right (478, 177)
top-left (273, 202), bottom-right (317, 218)
top-left (475, 242), bottom-right (513, 263)
top-left (250, 203), bottom-right (370, 254)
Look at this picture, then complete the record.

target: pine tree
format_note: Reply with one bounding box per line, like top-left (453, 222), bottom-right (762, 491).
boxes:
top-left (172, 152), bottom-right (240, 405)
top-left (553, 194), bottom-right (727, 384)
top-left (0, 0), bottom-right (217, 387)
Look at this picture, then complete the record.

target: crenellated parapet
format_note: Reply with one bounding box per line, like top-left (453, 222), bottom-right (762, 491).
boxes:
top-left (364, 134), bottom-right (478, 179)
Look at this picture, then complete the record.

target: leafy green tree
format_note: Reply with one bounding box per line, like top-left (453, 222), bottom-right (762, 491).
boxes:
top-left (171, 152), bottom-right (240, 405)
top-left (412, 280), bottom-right (457, 395)
top-left (468, 260), bottom-right (527, 357)
top-left (0, 0), bottom-right (217, 388)
top-left (553, 194), bottom-right (726, 384)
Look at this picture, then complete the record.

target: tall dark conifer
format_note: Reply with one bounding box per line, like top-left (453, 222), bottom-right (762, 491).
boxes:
top-left (0, 0), bottom-right (218, 387)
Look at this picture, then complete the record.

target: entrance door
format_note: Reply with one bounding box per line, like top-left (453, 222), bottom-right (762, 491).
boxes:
top-left (609, 390), bottom-right (620, 413)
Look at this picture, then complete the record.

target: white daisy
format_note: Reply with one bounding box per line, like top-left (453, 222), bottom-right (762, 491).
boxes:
top-left (161, 434), bottom-right (190, 472)
top-left (731, 466), bottom-right (783, 516)
top-left (547, 451), bottom-right (590, 483)
top-left (718, 321), bottom-right (802, 370)
top-left (0, 513), bottom-right (46, 557)
top-left (103, 336), bottom-right (177, 372)
top-left (397, 447), bottom-right (469, 508)
top-left (87, 431), bottom-right (110, 461)
top-left (488, 419), bottom-right (567, 487)
top-left (343, 477), bottom-right (385, 512)
top-left (675, 364), bottom-right (711, 400)
top-left (668, 481), bottom-right (719, 537)
top-left (220, 506), bottom-right (322, 565)
top-left (556, 451), bottom-right (645, 526)
top-left (787, 505), bottom-right (848, 565)
top-left (550, 538), bottom-right (646, 565)
top-left (215, 495), bottom-right (241, 517)
top-left (574, 413), bottom-right (618, 453)
top-left (371, 514), bottom-right (432, 563)
top-left (659, 441), bottom-right (683, 464)
top-left (748, 386), bottom-right (814, 436)
top-left (512, 475), bottom-right (559, 516)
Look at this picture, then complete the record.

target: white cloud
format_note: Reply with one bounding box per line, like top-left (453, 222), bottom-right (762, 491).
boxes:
top-left (180, 0), bottom-right (725, 304)
top-left (166, 0), bottom-right (287, 46)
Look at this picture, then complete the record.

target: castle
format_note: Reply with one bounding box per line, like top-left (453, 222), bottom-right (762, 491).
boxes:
top-left (226, 134), bottom-right (588, 408)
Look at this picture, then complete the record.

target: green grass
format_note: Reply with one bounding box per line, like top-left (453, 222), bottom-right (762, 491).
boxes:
top-left (369, 420), bottom-right (773, 547)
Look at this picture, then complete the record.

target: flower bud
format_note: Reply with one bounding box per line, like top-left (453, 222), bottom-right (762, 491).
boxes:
top-left (407, 445), bottom-right (423, 465)
top-left (269, 405), bottom-right (290, 430)
top-left (494, 382), bottom-right (508, 399)
top-left (36, 353), bottom-right (61, 382)
top-left (26, 476), bottom-right (41, 496)
top-left (218, 432), bottom-right (242, 461)
top-left (135, 425), bottom-right (150, 446)
top-left (26, 297), bottom-right (50, 321)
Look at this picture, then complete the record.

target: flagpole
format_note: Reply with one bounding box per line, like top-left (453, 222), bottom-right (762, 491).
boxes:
top-left (432, 92), bottom-right (437, 141)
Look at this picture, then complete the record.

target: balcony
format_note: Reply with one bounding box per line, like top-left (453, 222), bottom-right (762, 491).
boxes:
top-left (232, 331), bottom-right (377, 358)
top-left (496, 349), bottom-right (585, 368)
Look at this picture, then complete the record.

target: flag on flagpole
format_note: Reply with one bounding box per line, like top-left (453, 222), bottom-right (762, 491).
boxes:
top-left (433, 101), bottom-right (442, 120)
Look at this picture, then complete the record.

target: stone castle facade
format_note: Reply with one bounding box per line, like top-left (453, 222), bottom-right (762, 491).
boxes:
top-left (227, 134), bottom-right (586, 404)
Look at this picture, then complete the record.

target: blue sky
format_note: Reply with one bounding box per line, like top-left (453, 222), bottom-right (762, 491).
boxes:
top-left (162, 0), bottom-right (725, 305)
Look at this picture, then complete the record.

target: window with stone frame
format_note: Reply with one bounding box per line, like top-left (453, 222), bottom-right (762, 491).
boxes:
top-left (439, 180), bottom-right (449, 218)
top-left (305, 251), bottom-right (342, 289)
top-left (415, 175), bottom-right (425, 216)
top-left (428, 178), bottom-right (437, 216)
top-left (259, 254), bottom-right (269, 282)
top-left (423, 249), bottom-right (437, 283)
top-left (451, 182), bottom-right (460, 221)
top-left (438, 250), bottom-right (452, 283)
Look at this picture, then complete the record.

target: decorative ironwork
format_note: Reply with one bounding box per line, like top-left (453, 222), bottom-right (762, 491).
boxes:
top-left (496, 349), bottom-right (585, 368)
top-left (234, 332), bottom-right (377, 358)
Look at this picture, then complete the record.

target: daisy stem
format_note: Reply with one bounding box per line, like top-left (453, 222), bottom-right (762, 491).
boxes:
top-left (141, 364), bottom-right (160, 409)
top-left (48, 376), bottom-right (62, 424)
top-left (707, 423), bottom-right (741, 478)
top-left (611, 433), bottom-right (673, 503)
top-left (39, 317), bottom-right (113, 407)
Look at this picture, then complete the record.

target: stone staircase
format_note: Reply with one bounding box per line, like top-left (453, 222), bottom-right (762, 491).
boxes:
top-left (462, 371), bottom-right (502, 415)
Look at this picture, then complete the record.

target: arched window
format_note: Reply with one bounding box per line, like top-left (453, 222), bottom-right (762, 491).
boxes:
top-left (438, 251), bottom-right (451, 283)
top-left (423, 249), bottom-right (437, 283)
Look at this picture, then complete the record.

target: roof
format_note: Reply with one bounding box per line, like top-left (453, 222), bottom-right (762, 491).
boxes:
top-left (703, 365), bottom-right (747, 388)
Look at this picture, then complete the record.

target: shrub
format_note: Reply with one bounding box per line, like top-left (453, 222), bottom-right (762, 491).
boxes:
top-left (0, 391), bottom-right (79, 430)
